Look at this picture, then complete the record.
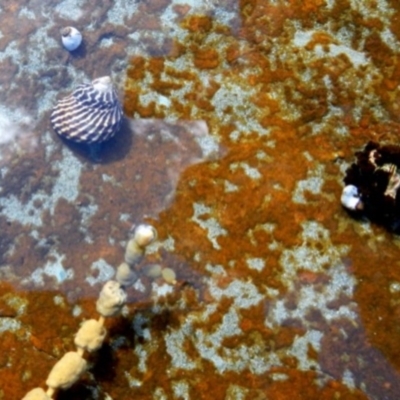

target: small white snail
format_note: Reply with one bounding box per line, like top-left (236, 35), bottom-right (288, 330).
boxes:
top-left (162, 268), bottom-right (177, 285)
top-left (124, 225), bottom-right (157, 266)
top-left (61, 26), bottom-right (82, 51)
top-left (115, 262), bottom-right (138, 287)
top-left (133, 224), bottom-right (157, 247)
top-left (341, 185), bottom-right (364, 211)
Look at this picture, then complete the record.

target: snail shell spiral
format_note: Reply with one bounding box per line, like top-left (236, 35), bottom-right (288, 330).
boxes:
top-left (50, 76), bottom-right (123, 144)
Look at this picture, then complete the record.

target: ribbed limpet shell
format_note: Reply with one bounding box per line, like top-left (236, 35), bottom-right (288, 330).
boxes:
top-left (50, 76), bottom-right (122, 144)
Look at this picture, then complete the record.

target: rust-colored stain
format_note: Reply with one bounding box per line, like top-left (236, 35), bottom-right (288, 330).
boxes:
top-left (2, 0), bottom-right (400, 399)
top-left (122, 2), bottom-right (400, 399)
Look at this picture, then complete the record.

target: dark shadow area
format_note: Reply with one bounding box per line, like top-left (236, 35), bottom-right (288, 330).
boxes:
top-left (90, 343), bottom-right (118, 383)
top-left (53, 117), bottom-right (134, 164)
top-left (57, 381), bottom-right (97, 400)
top-left (68, 39), bottom-right (87, 59)
top-left (343, 141), bottom-right (400, 233)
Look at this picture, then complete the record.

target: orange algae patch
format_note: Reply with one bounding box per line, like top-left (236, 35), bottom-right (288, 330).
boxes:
top-left (7, 0), bottom-right (400, 398)
top-left (127, 56), bottom-right (147, 81)
top-left (0, 286), bottom-right (76, 399)
top-left (181, 14), bottom-right (213, 33)
top-left (119, 1), bottom-right (400, 398)
top-left (19, 291), bottom-right (77, 355)
top-left (9, 0), bottom-right (400, 399)
top-left (193, 47), bottom-right (220, 69)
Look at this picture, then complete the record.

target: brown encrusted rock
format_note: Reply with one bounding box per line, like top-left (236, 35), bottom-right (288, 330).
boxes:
top-left (144, 0), bottom-right (171, 13)
top-left (343, 141), bottom-right (400, 232)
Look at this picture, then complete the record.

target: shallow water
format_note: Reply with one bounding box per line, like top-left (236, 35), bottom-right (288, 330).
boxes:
top-left (1, 1), bottom-right (400, 399)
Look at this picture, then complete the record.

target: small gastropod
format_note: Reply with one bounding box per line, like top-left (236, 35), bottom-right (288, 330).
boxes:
top-left (145, 264), bottom-right (162, 278)
top-left (162, 268), bottom-right (177, 285)
top-left (124, 225), bottom-right (157, 266)
top-left (61, 27), bottom-right (82, 51)
top-left (115, 262), bottom-right (138, 287)
top-left (341, 185), bottom-right (364, 211)
top-left (133, 224), bottom-right (157, 247)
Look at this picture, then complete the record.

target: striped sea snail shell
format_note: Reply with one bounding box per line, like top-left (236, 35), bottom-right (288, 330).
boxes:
top-left (50, 76), bottom-right (123, 144)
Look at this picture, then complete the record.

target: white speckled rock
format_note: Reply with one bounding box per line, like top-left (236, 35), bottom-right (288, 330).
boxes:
top-left (61, 26), bottom-right (82, 51)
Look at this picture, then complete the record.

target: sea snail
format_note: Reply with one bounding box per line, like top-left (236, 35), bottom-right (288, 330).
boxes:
top-left (124, 224), bottom-right (157, 266)
top-left (50, 76), bottom-right (123, 144)
top-left (341, 185), bottom-right (364, 211)
top-left (61, 27), bottom-right (82, 51)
